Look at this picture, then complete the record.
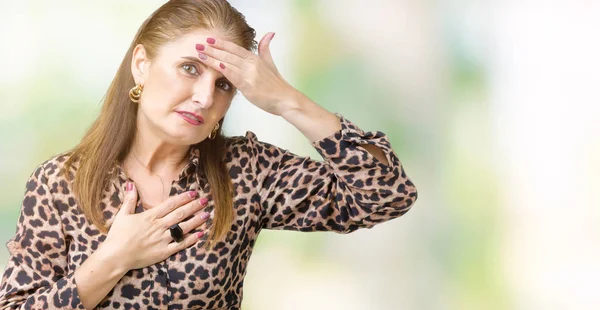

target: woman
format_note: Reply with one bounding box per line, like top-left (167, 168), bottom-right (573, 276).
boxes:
top-left (0, 0), bottom-right (417, 309)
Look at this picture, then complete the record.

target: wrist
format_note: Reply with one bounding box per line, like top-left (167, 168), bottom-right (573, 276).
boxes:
top-left (95, 242), bottom-right (130, 275)
top-left (278, 90), bottom-right (311, 120)
top-left (278, 91), bottom-right (341, 142)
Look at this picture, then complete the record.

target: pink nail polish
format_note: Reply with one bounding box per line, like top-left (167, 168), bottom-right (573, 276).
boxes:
top-left (198, 53), bottom-right (208, 60)
top-left (126, 183), bottom-right (133, 191)
top-left (196, 231), bottom-right (205, 239)
top-left (200, 212), bottom-right (210, 220)
top-left (219, 63), bottom-right (226, 70)
top-left (199, 197), bottom-right (209, 205)
top-left (206, 38), bottom-right (216, 44)
top-left (196, 44), bottom-right (205, 51)
top-left (188, 191), bottom-right (198, 198)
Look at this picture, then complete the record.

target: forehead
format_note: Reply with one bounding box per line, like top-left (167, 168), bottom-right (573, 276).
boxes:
top-left (157, 28), bottom-right (231, 57)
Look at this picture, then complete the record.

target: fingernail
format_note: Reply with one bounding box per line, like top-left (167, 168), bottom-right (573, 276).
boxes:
top-left (219, 63), bottom-right (226, 70)
top-left (206, 37), bottom-right (216, 44)
top-left (199, 197), bottom-right (209, 205)
top-left (270, 32), bottom-right (276, 40)
top-left (200, 212), bottom-right (210, 220)
top-left (126, 182), bottom-right (133, 191)
top-left (196, 44), bottom-right (205, 51)
top-left (196, 231), bottom-right (205, 239)
top-left (188, 191), bottom-right (198, 198)
top-left (198, 53), bottom-right (207, 60)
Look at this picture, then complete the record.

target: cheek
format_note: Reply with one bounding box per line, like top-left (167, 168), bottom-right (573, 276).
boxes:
top-left (143, 70), bottom-right (191, 110)
top-left (211, 97), bottom-right (233, 118)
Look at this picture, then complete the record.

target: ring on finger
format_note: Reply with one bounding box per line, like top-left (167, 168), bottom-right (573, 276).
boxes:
top-left (169, 223), bottom-right (185, 242)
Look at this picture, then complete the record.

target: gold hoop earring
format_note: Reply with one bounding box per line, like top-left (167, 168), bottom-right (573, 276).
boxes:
top-left (129, 83), bottom-right (143, 103)
top-left (208, 122), bottom-right (220, 140)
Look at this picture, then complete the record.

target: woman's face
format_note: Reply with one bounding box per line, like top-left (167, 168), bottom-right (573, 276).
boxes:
top-left (131, 28), bottom-right (237, 146)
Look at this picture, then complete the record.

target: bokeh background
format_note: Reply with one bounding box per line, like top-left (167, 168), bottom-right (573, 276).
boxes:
top-left (1, 1), bottom-right (599, 309)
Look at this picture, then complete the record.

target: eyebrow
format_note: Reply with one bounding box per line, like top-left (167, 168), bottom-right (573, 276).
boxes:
top-left (180, 56), bottom-right (228, 80)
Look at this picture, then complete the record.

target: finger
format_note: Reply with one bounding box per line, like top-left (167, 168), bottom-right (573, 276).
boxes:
top-left (166, 229), bottom-right (210, 254)
top-left (118, 182), bottom-right (138, 215)
top-left (197, 52), bottom-right (246, 90)
top-left (178, 210), bottom-right (212, 234)
top-left (204, 37), bottom-right (253, 61)
top-left (160, 196), bottom-right (208, 228)
top-left (161, 208), bottom-right (211, 243)
top-left (258, 32), bottom-right (280, 75)
top-left (150, 191), bottom-right (199, 219)
top-left (196, 43), bottom-right (245, 70)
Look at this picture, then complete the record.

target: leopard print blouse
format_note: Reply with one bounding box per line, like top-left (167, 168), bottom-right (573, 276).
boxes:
top-left (0, 115), bottom-right (417, 309)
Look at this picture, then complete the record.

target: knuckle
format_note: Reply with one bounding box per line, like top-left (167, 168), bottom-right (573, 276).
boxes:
top-left (125, 196), bottom-right (136, 205)
top-left (157, 218), bottom-right (170, 230)
top-left (174, 209), bottom-right (185, 221)
top-left (167, 201), bottom-right (177, 212)
top-left (142, 212), bottom-right (153, 222)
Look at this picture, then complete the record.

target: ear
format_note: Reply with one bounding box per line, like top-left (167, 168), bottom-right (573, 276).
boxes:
top-left (131, 44), bottom-right (150, 84)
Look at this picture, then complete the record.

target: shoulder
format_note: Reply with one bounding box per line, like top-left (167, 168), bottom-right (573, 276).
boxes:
top-left (29, 151), bottom-right (77, 187)
top-left (10, 153), bottom-right (73, 253)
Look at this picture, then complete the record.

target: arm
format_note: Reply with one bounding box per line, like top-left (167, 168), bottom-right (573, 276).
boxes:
top-left (280, 91), bottom-right (390, 165)
top-left (198, 34), bottom-right (416, 232)
top-left (73, 248), bottom-right (128, 309)
top-left (0, 164), bottom-right (127, 309)
top-left (246, 114), bottom-right (417, 233)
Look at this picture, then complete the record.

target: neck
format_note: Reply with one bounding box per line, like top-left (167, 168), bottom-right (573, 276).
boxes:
top-left (126, 130), bottom-right (190, 176)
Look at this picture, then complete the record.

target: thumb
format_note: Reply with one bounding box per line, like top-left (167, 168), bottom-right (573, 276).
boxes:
top-left (258, 32), bottom-right (280, 75)
top-left (119, 182), bottom-right (138, 215)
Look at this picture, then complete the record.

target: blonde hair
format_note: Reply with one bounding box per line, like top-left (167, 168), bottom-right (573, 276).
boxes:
top-left (65, 0), bottom-right (257, 246)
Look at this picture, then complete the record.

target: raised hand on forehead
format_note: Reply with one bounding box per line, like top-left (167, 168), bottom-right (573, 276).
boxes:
top-left (195, 32), bottom-right (301, 116)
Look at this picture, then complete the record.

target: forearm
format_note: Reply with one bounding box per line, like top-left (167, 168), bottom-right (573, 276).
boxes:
top-left (74, 245), bottom-right (129, 309)
top-left (280, 91), bottom-right (341, 142)
top-left (280, 92), bottom-right (389, 165)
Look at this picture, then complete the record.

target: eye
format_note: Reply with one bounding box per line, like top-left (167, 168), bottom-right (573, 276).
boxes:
top-left (182, 64), bottom-right (199, 76)
top-left (216, 80), bottom-right (234, 92)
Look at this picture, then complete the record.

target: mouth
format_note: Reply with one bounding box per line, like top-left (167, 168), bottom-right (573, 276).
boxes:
top-left (176, 111), bottom-right (205, 126)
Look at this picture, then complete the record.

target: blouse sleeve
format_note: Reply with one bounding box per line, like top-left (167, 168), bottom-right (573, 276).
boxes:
top-left (0, 164), bottom-right (86, 309)
top-left (246, 114), bottom-right (417, 233)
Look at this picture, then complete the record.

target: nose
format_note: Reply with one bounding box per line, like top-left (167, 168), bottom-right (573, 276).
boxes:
top-left (191, 76), bottom-right (215, 109)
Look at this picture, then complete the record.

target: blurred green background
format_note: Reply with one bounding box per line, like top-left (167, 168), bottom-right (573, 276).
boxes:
top-left (1, 1), bottom-right (598, 309)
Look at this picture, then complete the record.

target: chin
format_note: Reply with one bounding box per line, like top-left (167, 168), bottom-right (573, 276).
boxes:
top-left (165, 128), bottom-right (205, 145)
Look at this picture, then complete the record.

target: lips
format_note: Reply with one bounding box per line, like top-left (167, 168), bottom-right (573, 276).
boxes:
top-left (176, 111), bottom-right (204, 126)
